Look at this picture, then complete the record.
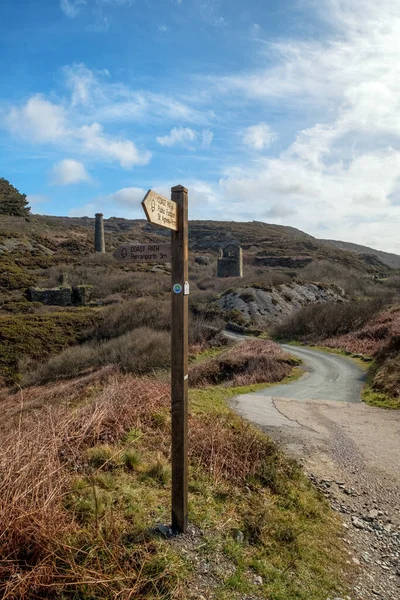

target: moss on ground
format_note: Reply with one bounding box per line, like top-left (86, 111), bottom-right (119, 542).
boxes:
top-left (0, 308), bottom-right (99, 383)
top-left (362, 385), bottom-right (400, 409)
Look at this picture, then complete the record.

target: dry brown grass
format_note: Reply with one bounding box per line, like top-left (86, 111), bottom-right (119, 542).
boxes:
top-left (0, 375), bottom-right (173, 598)
top-left (322, 305), bottom-right (400, 356)
top-left (0, 365), bottom-right (347, 599)
top-left (0, 372), bottom-right (292, 598)
top-left (189, 339), bottom-right (297, 388)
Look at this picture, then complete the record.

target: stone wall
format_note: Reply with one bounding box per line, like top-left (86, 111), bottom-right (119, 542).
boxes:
top-left (28, 284), bottom-right (93, 306)
top-left (29, 286), bottom-right (73, 306)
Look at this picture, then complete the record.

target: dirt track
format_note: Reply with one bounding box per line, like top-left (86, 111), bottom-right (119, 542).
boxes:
top-left (232, 345), bottom-right (400, 600)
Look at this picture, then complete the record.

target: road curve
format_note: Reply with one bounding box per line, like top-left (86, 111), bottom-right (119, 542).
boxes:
top-left (230, 340), bottom-right (400, 600)
top-left (273, 344), bottom-right (366, 403)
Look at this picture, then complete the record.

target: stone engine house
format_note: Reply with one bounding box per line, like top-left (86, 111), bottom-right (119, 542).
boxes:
top-left (217, 242), bottom-right (243, 278)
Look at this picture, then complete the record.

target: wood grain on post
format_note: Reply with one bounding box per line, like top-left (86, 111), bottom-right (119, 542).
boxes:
top-left (170, 185), bottom-right (189, 534)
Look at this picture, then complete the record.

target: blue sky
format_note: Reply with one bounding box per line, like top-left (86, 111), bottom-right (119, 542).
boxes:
top-left (1, 0), bottom-right (400, 252)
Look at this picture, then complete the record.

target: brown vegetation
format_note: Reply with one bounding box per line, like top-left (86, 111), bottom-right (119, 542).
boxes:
top-left (189, 339), bottom-right (298, 388)
top-left (0, 371), bottom-right (346, 599)
top-left (273, 299), bottom-right (384, 343)
top-left (370, 335), bottom-right (400, 399)
top-left (322, 305), bottom-right (400, 356)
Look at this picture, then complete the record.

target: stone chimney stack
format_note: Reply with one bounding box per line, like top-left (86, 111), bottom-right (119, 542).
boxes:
top-left (94, 213), bottom-right (105, 253)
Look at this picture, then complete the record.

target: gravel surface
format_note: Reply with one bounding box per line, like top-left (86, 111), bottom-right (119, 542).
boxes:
top-left (232, 345), bottom-right (400, 600)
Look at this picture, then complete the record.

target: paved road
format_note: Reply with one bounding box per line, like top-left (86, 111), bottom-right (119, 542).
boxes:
top-left (271, 344), bottom-right (365, 402)
top-left (231, 343), bottom-right (400, 600)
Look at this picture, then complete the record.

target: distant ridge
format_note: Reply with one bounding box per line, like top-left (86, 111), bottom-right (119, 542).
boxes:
top-left (0, 214), bottom-right (394, 275)
top-left (321, 239), bottom-right (400, 270)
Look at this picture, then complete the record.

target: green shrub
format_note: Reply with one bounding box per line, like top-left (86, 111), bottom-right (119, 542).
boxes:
top-left (0, 260), bottom-right (36, 290)
top-left (24, 327), bottom-right (171, 385)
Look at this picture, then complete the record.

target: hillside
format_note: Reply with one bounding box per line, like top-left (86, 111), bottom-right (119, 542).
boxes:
top-left (322, 238), bottom-right (400, 270)
top-left (0, 214), bottom-right (393, 276)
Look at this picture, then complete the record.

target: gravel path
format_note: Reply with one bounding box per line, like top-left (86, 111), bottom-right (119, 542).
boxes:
top-left (232, 345), bottom-right (400, 600)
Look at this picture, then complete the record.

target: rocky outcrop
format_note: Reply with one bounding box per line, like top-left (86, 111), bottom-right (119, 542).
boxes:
top-left (218, 282), bottom-right (345, 325)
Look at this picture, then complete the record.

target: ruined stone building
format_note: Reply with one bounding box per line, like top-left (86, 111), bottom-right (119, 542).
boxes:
top-left (217, 242), bottom-right (243, 278)
top-left (28, 274), bottom-right (93, 306)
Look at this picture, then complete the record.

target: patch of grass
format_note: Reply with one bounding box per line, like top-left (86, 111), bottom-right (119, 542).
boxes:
top-left (239, 290), bottom-right (256, 303)
top-left (122, 449), bottom-right (142, 471)
top-left (145, 458), bottom-right (171, 486)
top-left (189, 368), bottom-right (304, 417)
top-left (362, 385), bottom-right (400, 409)
top-left (86, 444), bottom-right (117, 470)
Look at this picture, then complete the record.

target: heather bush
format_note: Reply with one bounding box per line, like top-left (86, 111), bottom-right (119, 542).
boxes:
top-left (24, 327), bottom-right (171, 385)
top-left (323, 306), bottom-right (400, 356)
top-left (273, 298), bottom-right (384, 342)
top-left (189, 314), bottom-right (227, 348)
top-left (41, 263), bottom-right (170, 299)
top-left (370, 336), bottom-right (400, 399)
top-left (298, 260), bottom-right (390, 297)
top-left (189, 339), bottom-right (298, 387)
top-left (91, 297), bottom-right (171, 340)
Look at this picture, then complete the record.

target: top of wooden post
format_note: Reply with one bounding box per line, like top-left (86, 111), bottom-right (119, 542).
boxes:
top-left (171, 185), bottom-right (188, 193)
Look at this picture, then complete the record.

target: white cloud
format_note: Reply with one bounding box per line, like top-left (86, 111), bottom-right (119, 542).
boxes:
top-left (242, 123), bottom-right (277, 150)
top-left (26, 194), bottom-right (48, 208)
top-left (107, 186), bottom-right (147, 207)
top-left (70, 186), bottom-right (147, 218)
top-left (7, 95), bottom-right (67, 143)
top-left (202, 129), bottom-right (213, 147)
top-left (61, 63), bottom-right (211, 125)
top-left (51, 159), bottom-right (91, 185)
top-left (79, 123), bottom-right (151, 167)
top-left (63, 63), bottom-right (105, 106)
top-left (156, 127), bottom-right (214, 149)
top-left (188, 0), bottom-right (400, 253)
top-left (157, 127), bottom-right (197, 147)
top-left (60, 0), bottom-right (87, 18)
top-left (4, 94), bottom-right (151, 169)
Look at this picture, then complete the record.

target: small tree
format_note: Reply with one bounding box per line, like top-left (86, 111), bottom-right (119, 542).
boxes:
top-left (0, 178), bottom-right (31, 217)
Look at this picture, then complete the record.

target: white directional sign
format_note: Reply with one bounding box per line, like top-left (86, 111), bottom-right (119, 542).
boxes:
top-left (113, 243), bottom-right (172, 263)
top-left (142, 190), bottom-right (178, 231)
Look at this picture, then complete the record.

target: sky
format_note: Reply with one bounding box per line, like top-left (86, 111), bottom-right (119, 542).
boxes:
top-left (1, 0), bottom-right (400, 252)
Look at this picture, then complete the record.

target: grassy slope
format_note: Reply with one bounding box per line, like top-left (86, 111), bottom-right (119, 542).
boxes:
top-left (0, 308), bottom-right (99, 383)
top-left (0, 369), bottom-right (350, 600)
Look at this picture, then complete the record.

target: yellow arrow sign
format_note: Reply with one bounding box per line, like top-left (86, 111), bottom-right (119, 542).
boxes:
top-left (142, 190), bottom-right (178, 231)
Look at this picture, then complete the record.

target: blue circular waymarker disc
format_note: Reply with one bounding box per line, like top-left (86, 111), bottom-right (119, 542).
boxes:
top-left (173, 283), bottom-right (183, 294)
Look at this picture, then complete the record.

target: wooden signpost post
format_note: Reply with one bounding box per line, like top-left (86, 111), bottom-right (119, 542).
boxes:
top-left (114, 187), bottom-right (188, 533)
top-left (169, 186), bottom-right (189, 534)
